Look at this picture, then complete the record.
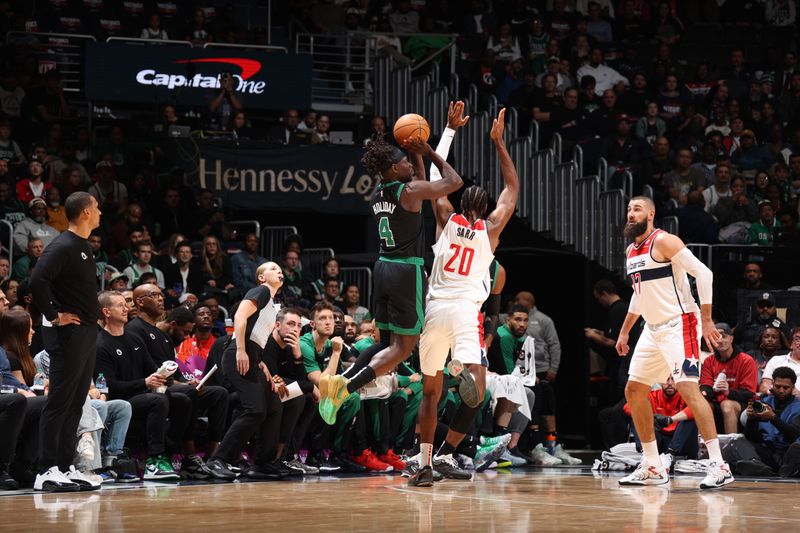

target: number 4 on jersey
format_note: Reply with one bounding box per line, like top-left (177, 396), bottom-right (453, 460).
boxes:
top-left (379, 216), bottom-right (395, 247)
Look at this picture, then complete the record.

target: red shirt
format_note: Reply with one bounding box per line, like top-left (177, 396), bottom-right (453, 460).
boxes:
top-left (15, 179), bottom-right (52, 205)
top-left (624, 389), bottom-right (692, 435)
top-left (700, 351), bottom-right (758, 404)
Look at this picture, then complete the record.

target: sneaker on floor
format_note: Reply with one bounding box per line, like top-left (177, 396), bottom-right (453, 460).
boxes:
top-left (492, 460), bottom-right (513, 469)
top-left (274, 461), bottom-right (294, 478)
top-left (0, 467), bottom-right (18, 490)
top-left (205, 458), bottom-right (237, 481)
top-left (455, 454), bottom-right (475, 471)
top-left (77, 434), bottom-right (95, 462)
top-left (352, 449), bottom-right (393, 473)
top-left (509, 447), bottom-right (534, 465)
top-left (144, 455), bottom-right (181, 481)
top-left (97, 470), bottom-right (116, 484)
top-left (378, 449), bottom-right (406, 471)
top-left (446, 359), bottom-right (480, 408)
top-left (530, 444), bottom-right (562, 466)
top-left (407, 465), bottom-right (434, 487)
top-left (474, 438), bottom-right (509, 472)
top-left (433, 454), bottom-right (473, 480)
top-left (619, 461), bottom-right (669, 486)
top-left (181, 454), bottom-right (212, 480)
top-left (244, 463), bottom-right (285, 481)
top-left (334, 453), bottom-right (368, 473)
top-left (283, 458), bottom-right (319, 476)
top-left (115, 471), bottom-right (140, 483)
top-left (500, 449), bottom-right (528, 468)
top-left (779, 442), bottom-right (800, 478)
top-left (660, 453), bottom-right (674, 472)
top-left (700, 461), bottom-right (734, 489)
top-left (307, 453), bottom-right (341, 473)
top-left (479, 434), bottom-right (512, 448)
top-left (401, 457), bottom-right (443, 481)
top-left (553, 444), bottom-right (582, 465)
top-left (34, 467), bottom-right (80, 492)
top-left (735, 459), bottom-right (773, 477)
top-left (67, 466), bottom-right (102, 491)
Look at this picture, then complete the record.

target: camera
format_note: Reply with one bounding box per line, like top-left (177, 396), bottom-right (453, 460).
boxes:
top-left (752, 401), bottom-right (766, 414)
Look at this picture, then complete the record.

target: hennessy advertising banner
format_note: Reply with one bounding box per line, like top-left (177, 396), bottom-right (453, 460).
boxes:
top-left (84, 42), bottom-right (312, 110)
top-left (175, 140), bottom-right (376, 214)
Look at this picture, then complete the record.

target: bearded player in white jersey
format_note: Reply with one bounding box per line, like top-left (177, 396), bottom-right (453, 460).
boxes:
top-left (408, 103), bottom-right (519, 487)
top-left (616, 196), bottom-right (734, 489)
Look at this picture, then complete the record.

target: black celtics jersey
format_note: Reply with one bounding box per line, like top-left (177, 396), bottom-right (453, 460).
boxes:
top-left (370, 180), bottom-right (424, 259)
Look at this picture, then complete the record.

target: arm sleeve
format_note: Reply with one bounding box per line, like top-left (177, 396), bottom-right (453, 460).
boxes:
top-left (429, 127), bottom-right (456, 182)
top-left (670, 247), bottom-right (713, 305)
top-left (485, 294), bottom-right (501, 316)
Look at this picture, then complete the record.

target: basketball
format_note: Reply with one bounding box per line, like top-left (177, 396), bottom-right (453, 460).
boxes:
top-left (393, 113), bottom-right (430, 144)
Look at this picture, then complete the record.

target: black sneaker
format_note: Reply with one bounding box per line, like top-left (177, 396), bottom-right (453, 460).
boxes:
top-left (735, 459), bottom-right (773, 477)
top-left (408, 465), bottom-right (434, 487)
top-left (181, 454), bottom-right (212, 480)
top-left (0, 467), bottom-right (18, 491)
top-left (307, 452), bottom-right (341, 473)
top-left (447, 359), bottom-right (480, 408)
top-left (334, 453), bottom-right (368, 473)
top-left (206, 458), bottom-right (237, 481)
top-left (432, 454), bottom-right (473, 480)
top-left (244, 463), bottom-right (286, 480)
top-left (509, 446), bottom-right (535, 465)
top-left (402, 458), bottom-right (443, 481)
top-left (274, 461), bottom-right (294, 478)
top-left (779, 443), bottom-right (800, 478)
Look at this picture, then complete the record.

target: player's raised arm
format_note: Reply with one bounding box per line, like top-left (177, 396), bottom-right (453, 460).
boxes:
top-left (399, 138), bottom-right (463, 212)
top-left (653, 232), bottom-right (719, 350)
top-left (486, 108), bottom-right (519, 248)
top-left (430, 101), bottom-right (470, 237)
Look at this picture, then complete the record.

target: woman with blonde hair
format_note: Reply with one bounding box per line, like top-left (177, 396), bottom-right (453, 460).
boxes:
top-left (201, 235), bottom-right (233, 290)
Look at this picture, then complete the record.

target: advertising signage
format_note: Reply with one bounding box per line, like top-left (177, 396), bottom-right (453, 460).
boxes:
top-left (84, 42), bottom-right (312, 110)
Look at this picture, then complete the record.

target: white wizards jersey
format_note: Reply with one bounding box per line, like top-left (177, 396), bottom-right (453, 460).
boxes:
top-left (428, 213), bottom-right (494, 303)
top-left (625, 229), bottom-right (699, 324)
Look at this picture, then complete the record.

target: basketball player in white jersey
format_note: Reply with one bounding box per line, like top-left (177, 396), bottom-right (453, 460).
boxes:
top-left (616, 196), bottom-right (734, 489)
top-left (409, 104), bottom-right (519, 487)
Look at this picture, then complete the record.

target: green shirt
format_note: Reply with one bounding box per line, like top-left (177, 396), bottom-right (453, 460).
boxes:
top-left (496, 324), bottom-right (524, 375)
top-left (353, 337), bottom-right (375, 355)
top-left (749, 219), bottom-right (779, 245)
top-left (301, 332), bottom-right (339, 374)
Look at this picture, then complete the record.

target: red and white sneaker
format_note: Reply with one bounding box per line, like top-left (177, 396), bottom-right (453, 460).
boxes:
top-left (700, 461), bottom-right (734, 489)
top-left (352, 449), bottom-right (393, 472)
top-left (619, 460), bottom-right (669, 486)
top-left (378, 449), bottom-right (406, 471)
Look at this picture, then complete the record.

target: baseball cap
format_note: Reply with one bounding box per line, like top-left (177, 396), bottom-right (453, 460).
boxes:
top-left (95, 160), bottom-right (113, 169)
top-left (28, 197), bottom-right (46, 208)
top-left (715, 322), bottom-right (733, 335)
top-left (741, 129), bottom-right (755, 138)
top-left (109, 272), bottom-right (129, 284)
top-left (757, 292), bottom-right (776, 306)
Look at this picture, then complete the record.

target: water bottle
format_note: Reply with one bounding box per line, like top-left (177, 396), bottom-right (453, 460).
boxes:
top-left (713, 372), bottom-right (727, 392)
top-left (33, 367), bottom-right (46, 392)
top-left (96, 373), bottom-right (108, 394)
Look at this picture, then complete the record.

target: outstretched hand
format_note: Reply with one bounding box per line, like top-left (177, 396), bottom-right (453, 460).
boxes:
top-left (490, 108), bottom-right (506, 143)
top-left (447, 100), bottom-right (470, 130)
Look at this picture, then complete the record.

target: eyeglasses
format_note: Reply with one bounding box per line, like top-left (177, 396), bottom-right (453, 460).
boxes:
top-left (792, 337), bottom-right (800, 344)
top-left (141, 291), bottom-right (164, 300)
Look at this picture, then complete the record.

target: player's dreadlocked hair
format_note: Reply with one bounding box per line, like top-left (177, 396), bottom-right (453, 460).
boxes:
top-left (361, 134), bottom-right (402, 176)
top-left (461, 185), bottom-right (488, 221)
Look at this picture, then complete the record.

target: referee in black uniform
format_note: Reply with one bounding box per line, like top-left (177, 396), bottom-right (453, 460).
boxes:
top-left (30, 192), bottom-right (101, 491)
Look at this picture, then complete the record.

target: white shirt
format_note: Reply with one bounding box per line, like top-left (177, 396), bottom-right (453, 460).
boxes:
top-left (702, 185), bottom-right (732, 214)
top-left (576, 63), bottom-right (628, 95)
top-left (762, 354), bottom-right (800, 382)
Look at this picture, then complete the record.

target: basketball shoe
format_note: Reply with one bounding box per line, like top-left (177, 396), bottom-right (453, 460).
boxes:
top-left (618, 460), bottom-right (669, 486)
top-left (699, 461), bottom-right (734, 489)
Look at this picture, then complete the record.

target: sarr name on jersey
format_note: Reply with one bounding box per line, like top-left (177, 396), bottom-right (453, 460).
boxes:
top-left (456, 227), bottom-right (476, 240)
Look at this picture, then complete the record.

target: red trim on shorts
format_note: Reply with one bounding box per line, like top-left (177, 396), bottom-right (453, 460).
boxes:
top-left (477, 311), bottom-right (485, 349)
top-left (681, 313), bottom-right (698, 358)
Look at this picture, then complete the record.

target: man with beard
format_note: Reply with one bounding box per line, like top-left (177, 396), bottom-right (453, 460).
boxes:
top-left (734, 292), bottom-right (790, 354)
top-left (262, 307), bottom-right (319, 476)
top-left (126, 285), bottom-right (229, 479)
top-left (13, 198), bottom-right (59, 254)
top-left (617, 196), bottom-right (734, 489)
top-left (176, 305), bottom-right (217, 381)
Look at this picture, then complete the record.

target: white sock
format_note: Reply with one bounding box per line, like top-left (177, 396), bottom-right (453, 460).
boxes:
top-left (420, 443), bottom-right (433, 468)
top-left (705, 438), bottom-right (723, 463)
top-left (641, 440), bottom-right (661, 468)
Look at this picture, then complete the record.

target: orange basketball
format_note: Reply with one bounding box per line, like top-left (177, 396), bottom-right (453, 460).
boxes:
top-left (393, 113), bottom-right (430, 144)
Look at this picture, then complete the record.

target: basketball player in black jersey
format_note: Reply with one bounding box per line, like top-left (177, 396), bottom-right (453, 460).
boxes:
top-left (317, 105), bottom-right (464, 424)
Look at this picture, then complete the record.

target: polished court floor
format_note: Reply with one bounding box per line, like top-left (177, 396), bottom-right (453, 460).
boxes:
top-left (2, 467), bottom-right (798, 532)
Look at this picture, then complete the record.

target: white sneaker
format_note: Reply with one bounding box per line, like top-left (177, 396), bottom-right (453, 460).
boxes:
top-left (619, 461), bottom-right (669, 486)
top-left (499, 449), bottom-right (527, 468)
top-left (34, 466), bottom-right (81, 492)
top-left (553, 444), bottom-right (582, 465)
top-left (700, 461), bottom-right (734, 489)
top-left (67, 466), bottom-right (102, 491)
top-left (77, 433), bottom-right (95, 462)
top-left (660, 453), bottom-right (674, 471)
top-left (531, 444), bottom-right (562, 466)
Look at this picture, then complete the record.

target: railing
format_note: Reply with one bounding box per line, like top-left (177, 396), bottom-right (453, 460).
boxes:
top-left (575, 176), bottom-right (602, 260)
top-left (106, 36), bottom-right (192, 46)
top-left (509, 137), bottom-right (532, 219)
top-left (599, 190), bottom-right (628, 274)
top-left (530, 120), bottom-right (540, 152)
top-left (6, 32), bottom-right (97, 93)
top-left (260, 225), bottom-right (298, 261)
top-left (686, 243), bottom-right (712, 269)
top-left (203, 42), bottom-right (288, 54)
top-left (551, 133), bottom-right (563, 163)
top-left (303, 248), bottom-right (335, 279)
top-left (340, 267), bottom-right (373, 310)
top-left (642, 184), bottom-right (654, 199)
top-left (530, 149), bottom-right (555, 232)
top-left (552, 161), bottom-right (577, 245)
top-left (428, 86), bottom-right (449, 138)
top-left (662, 216), bottom-right (679, 236)
top-left (0, 220), bottom-right (12, 267)
top-left (597, 158), bottom-right (608, 188)
top-left (572, 144), bottom-right (584, 179)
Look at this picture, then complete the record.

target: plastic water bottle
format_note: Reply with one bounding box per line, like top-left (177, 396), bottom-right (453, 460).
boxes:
top-left (713, 372), bottom-right (727, 391)
top-left (545, 434), bottom-right (557, 455)
top-left (33, 367), bottom-right (45, 392)
top-left (96, 373), bottom-right (108, 394)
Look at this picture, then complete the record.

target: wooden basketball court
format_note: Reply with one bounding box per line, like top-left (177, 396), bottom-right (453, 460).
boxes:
top-left (2, 467), bottom-right (797, 532)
